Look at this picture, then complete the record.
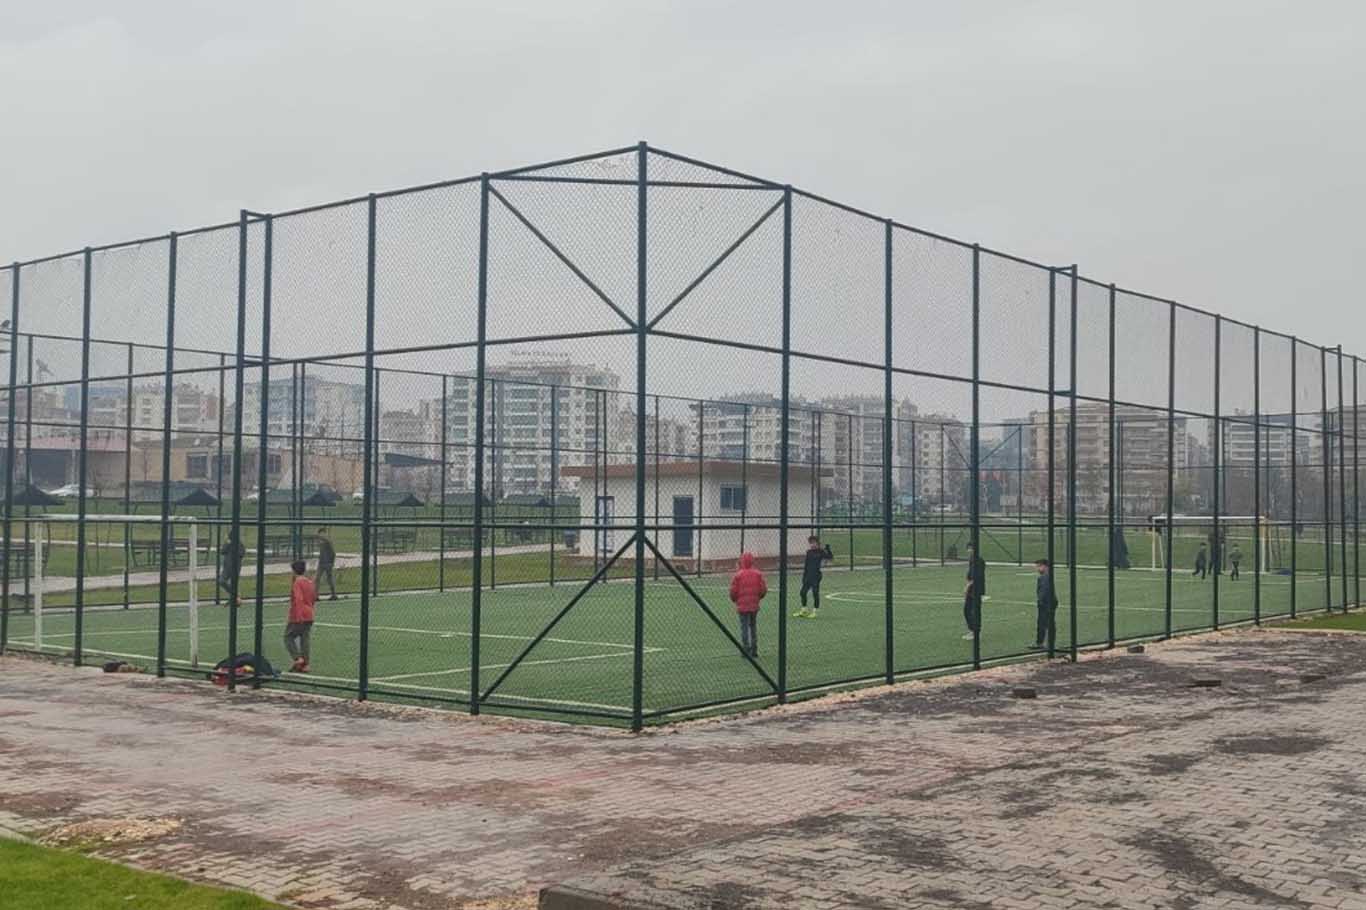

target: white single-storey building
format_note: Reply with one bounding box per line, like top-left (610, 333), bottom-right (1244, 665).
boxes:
top-left (563, 460), bottom-right (817, 572)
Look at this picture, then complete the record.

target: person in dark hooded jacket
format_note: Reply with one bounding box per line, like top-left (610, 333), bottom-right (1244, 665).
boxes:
top-left (797, 536), bottom-right (834, 618)
top-left (728, 552), bottom-right (767, 658)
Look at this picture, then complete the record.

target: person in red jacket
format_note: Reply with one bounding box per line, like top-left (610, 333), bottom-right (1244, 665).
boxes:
top-left (728, 552), bottom-right (767, 659)
top-left (285, 560), bottom-right (318, 673)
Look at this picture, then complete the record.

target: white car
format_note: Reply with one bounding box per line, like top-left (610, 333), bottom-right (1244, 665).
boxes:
top-left (46, 484), bottom-right (95, 499)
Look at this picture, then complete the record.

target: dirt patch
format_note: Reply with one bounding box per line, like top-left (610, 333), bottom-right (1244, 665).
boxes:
top-left (0, 790), bottom-right (82, 815)
top-left (853, 825), bottom-right (957, 868)
top-left (1124, 830), bottom-right (1311, 907)
top-left (1215, 734), bottom-right (1331, 756)
top-left (694, 881), bottom-right (769, 909)
top-left (41, 816), bottom-right (182, 849)
top-left (1142, 752), bottom-right (1204, 775)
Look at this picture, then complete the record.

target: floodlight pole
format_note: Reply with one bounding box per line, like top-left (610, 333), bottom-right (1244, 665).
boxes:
top-left (156, 235), bottom-right (177, 676)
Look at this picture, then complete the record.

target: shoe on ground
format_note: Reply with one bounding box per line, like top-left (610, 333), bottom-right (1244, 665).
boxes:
top-left (961, 632), bottom-right (975, 640)
top-left (297, 662), bottom-right (310, 673)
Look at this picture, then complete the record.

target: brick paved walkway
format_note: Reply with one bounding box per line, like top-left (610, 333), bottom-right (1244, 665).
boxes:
top-left (2, 630), bottom-right (1365, 909)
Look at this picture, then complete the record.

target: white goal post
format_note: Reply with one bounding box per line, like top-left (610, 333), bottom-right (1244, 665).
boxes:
top-left (27, 514), bottom-right (202, 665)
top-left (1147, 514), bottom-right (1270, 573)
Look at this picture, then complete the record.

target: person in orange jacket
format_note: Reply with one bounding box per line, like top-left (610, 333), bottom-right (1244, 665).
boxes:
top-left (729, 552), bottom-right (767, 659)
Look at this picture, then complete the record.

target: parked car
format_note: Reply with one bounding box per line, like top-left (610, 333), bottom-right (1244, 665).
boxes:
top-left (45, 484), bottom-right (95, 499)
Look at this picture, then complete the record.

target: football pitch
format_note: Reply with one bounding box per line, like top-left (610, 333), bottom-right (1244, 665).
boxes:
top-left (4, 558), bottom-right (1347, 725)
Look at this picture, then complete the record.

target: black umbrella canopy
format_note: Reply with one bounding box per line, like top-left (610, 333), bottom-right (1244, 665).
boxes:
top-left (303, 489), bottom-right (342, 507)
top-left (176, 488), bottom-right (221, 508)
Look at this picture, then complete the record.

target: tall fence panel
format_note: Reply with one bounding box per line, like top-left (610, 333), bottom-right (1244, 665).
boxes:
top-left (2, 143), bottom-right (1360, 727)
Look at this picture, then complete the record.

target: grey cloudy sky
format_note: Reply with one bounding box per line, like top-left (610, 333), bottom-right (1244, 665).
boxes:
top-left (2, 0), bottom-right (1363, 362)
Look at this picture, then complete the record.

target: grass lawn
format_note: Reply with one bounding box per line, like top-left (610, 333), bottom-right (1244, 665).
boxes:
top-left (1279, 610), bottom-right (1366, 632)
top-left (0, 838), bottom-right (286, 910)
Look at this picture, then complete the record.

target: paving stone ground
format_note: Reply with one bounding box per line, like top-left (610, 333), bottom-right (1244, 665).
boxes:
top-left (2, 629), bottom-right (1364, 909)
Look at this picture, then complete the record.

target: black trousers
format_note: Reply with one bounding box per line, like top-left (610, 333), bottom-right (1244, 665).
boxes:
top-left (800, 578), bottom-right (821, 608)
top-left (1035, 604), bottom-right (1056, 647)
top-left (963, 595), bottom-right (980, 633)
top-left (1230, 561), bottom-right (1240, 580)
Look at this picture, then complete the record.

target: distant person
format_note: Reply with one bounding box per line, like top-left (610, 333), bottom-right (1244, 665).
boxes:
top-left (1032, 558), bottom-right (1059, 651)
top-left (796, 535), bottom-right (834, 618)
top-left (217, 531), bottom-right (246, 606)
top-left (315, 527), bottom-right (338, 600)
top-left (962, 544), bottom-right (986, 640)
top-left (285, 560), bottom-right (318, 673)
top-left (1228, 542), bottom-right (1242, 581)
top-left (1193, 542), bottom-right (1208, 580)
top-left (728, 552), bottom-right (767, 659)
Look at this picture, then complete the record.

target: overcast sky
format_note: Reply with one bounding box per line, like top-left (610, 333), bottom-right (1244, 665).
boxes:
top-left (2, 0), bottom-right (1363, 364)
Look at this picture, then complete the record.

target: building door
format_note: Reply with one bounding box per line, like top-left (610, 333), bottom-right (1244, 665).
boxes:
top-left (595, 495), bottom-right (615, 558)
top-left (672, 495), bottom-right (694, 558)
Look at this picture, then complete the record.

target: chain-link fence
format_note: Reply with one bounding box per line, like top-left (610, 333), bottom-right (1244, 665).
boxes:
top-left (1, 144), bottom-right (1360, 728)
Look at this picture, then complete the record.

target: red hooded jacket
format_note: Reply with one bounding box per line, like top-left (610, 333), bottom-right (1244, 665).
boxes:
top-left (729, 553), bottom-right (767, 614)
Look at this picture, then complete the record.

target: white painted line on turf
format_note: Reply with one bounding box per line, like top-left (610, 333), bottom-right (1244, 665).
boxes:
top-left (371, 647), bottom-right (667, 683)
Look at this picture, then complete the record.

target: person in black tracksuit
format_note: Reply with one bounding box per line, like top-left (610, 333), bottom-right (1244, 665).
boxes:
top-left (1033, 558), bottom-right (1059, 650)
top-left (1193, 542), bottom-right (1208, 580)
top-left (962, 544), bottom-right (986, 639)
top-left (800, 536), bottom-right (834, 613)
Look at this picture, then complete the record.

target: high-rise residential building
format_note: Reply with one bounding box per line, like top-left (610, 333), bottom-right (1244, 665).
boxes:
top-left (442, 352), bottom-right (622, 495)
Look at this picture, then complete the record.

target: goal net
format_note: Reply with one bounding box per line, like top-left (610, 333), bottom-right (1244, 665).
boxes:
top-left (14, 514), bottom-right (205, 665)
top-left (1147, 514), bottom-right (1270, 573)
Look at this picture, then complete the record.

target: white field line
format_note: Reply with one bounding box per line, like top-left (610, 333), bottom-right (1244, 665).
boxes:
top-left (41, 619), bottom-right (636, 653)
top-left (371, 647), bottom-right (665, 683)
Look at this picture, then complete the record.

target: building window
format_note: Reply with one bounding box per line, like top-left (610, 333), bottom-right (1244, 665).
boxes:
top-left (720, 483), bottom-right (746, 511)
top-left (186, 454), bottom-right (208, 479)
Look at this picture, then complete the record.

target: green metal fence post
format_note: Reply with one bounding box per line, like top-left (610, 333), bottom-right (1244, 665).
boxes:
top-left (74, 248), bottom-right (93, 667)
top-left (1291, 337), bottom-right (1298, 618)
top-left (1164, 301), bottom-right (1175, 639)
top-left (227, 215), bottom-right (249, 690)
top-left (970, 245), bottom-right (981, 670)
top-left (1066, 266), bottom-right (1078, 661)
top-left (1, 264), bottom-right (19, 654)
top-left (358, 196), bottom-right (377, 700)
top-left (123, 342), bottom-right (133, 608)
top-left (1046, 269), bottom-right (1056, 657)
top-left (156, 235), bottom-right (177, 676)
top-left (470, 174), bottom-right (490, 715)
top-left (1212, 315), bottom-right (1221, 629)
top-left (882, 218), bottom-right (894, 684)
top-left (631, 141), bottom-right (648, 731)
top-left (1321, 346), bottom-right (1332, 610)
top-left (253, 215), bottom-right (273, 660)
top-left (1336, 347), bottom-right (1348, 608)
top-left (1107, 283), bottom-right (1117, 646)
top-left (1253, 327), bottom-right (1261, 624)
top-left (778, 184), bottom-right (792, 703)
